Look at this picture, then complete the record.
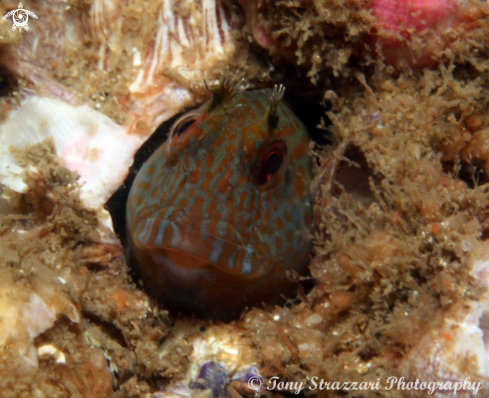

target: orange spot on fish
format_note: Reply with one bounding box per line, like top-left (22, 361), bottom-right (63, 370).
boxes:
top-left (275, 236), bottom-right (283, 249)
top-left (188, 169), bottom-right (201, 184)
top-left (217, 170), bottom-right (231, 192)
top-left (201, 171), bottom-right (213, 193)
top-left (294, 144), bottom-right (307, 158)
top-left (294, 175), bottom-right (307, 197)
top-left (191, 196), bottom-right (205, 215)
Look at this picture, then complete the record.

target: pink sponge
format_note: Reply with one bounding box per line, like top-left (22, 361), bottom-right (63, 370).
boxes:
top-left (372, 0), bottom-right (455, 32)
top-left (371, 0), bottom-right (483, 67)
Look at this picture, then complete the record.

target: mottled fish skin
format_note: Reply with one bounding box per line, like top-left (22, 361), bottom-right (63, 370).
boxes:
top-left (126, 88), bottom-right (312, 319)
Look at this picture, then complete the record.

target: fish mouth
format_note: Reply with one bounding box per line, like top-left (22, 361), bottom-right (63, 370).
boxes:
top-left (136, 214), bottom-right (269, 278)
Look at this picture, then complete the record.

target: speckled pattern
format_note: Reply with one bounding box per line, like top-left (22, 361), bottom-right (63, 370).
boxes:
top-left (126, 88), bottom-right (312, 319)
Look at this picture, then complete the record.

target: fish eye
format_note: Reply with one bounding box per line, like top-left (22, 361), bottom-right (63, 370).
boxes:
top-left (168, 110), bottom-right (202, 146)
top-left (253, 140), bottom-right (287, 187)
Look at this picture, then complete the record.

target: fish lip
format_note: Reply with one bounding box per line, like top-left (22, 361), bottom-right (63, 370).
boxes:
top-left (140, 216), bottom-right (269, 277)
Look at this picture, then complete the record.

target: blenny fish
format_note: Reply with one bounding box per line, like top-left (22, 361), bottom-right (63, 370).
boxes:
top-left (126, 81), bottom-right (312, 319)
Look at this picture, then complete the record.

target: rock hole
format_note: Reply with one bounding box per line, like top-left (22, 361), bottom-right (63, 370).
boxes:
top-left (332, 145), bottom-right (377, 209)
top-left (106, 112), bottom-right (183, 245)
top-left (82, 311), bottom-right (128, 349)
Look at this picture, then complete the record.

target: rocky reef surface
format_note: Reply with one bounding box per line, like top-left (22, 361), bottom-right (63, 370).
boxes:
top-left (0, 0), bottom-right (488, 397)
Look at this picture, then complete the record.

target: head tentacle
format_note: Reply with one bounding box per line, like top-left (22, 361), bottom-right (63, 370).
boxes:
top-left (267, 84), bottom-right (286, 130)
top-left (204, 67), bottom-right (249, 110)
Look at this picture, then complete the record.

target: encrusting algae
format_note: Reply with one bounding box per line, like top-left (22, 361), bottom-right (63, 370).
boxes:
top-left (0, 0), bottom-right (489, 397)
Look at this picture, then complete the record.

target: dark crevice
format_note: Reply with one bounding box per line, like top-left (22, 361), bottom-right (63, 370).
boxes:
top-left (0, 65), bottom-right (19, 97)
top-left (105, 112), bottom-right (183, 245)
top-left (332, 145), bottom-right (378, 208)
top-left (442, 160), bottom-right (489, 189)
top-left (82, 311), bottom-right (128, 349)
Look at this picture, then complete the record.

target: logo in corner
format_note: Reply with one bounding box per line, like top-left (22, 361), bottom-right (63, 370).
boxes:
top-left (3, 3), bottom-right (38, 32)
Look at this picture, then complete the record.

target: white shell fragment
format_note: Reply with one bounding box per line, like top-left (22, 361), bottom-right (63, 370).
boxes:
top-left (0, 96), bottom-right (143, 209)
top-left (22, 293), bottom-right (57, 341)
top-left (37, 344), bottom-right (66, 364)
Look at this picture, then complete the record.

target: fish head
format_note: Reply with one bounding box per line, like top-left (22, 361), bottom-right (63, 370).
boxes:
top-left (126, 88), bottom-right (312, 318)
